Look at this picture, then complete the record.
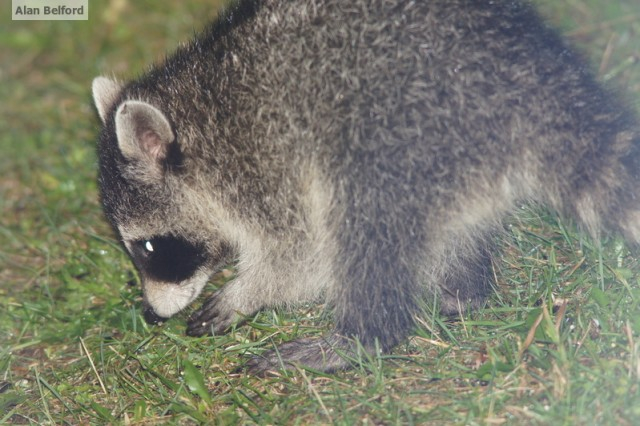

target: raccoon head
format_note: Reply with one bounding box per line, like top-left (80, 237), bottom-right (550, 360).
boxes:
top-left (124, 234), bottom-right (220, 323)
top-left (92, 77), bottom-right (232, 323)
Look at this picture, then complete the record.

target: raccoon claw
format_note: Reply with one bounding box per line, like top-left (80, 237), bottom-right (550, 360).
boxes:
top-left (186, 316), bottom-right (215, 336)
top-left (186, 291), bottom-right (238, 336)
top-left (186, 308), bottom-right (230, 336)
top-left (243, 335), bottom-right (356, 375)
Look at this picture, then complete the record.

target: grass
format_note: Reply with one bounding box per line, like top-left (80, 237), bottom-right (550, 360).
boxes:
top-left (1, 0), bottom-right (640, 423)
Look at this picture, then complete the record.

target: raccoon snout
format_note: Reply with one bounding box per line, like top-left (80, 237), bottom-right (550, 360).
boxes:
top-left (143, 305), bottom-right (169, 325)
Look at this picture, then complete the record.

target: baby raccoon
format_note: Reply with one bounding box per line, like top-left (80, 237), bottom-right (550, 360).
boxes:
top-left (93, 0), bottom-right (640, 373)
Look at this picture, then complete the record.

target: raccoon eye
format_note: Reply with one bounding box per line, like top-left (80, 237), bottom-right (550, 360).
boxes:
top-left (130, 235), bottom-right (208, 282)
top-left (133, 240), bottom-right (154, 258)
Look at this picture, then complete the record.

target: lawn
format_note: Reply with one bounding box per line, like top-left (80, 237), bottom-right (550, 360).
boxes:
top-left (1, 0), bottom-right (640, 424)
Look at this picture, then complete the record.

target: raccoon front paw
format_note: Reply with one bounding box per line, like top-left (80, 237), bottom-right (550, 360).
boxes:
top-left (186, 290), bottom-right (241, 336)
top-left (243, 334), bottom-right (356, 375)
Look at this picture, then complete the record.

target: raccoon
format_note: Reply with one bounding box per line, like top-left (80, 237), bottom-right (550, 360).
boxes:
top-left (92, 0), bottom-right (640, 373)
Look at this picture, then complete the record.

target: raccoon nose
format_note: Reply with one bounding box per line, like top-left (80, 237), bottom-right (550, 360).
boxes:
top-left (143, 306), bottom-right (168, 325)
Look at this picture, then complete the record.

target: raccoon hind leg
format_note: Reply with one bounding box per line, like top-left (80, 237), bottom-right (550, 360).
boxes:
top-left (553, 129), bottom-right (640, 244)
top-left (607, 134), bottom-right (640, 242)
top-left (435, 235), bottom-right (495, 316)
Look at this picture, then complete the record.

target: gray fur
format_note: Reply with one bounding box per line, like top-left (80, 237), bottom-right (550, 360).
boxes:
top-left (93, 0), bottom-right (640, 373)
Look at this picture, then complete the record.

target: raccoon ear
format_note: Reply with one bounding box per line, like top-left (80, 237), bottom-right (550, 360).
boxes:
top-left (92, 77), bottom-right (123, 124)
top-left (114, 100), bottom-right (175, 164)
